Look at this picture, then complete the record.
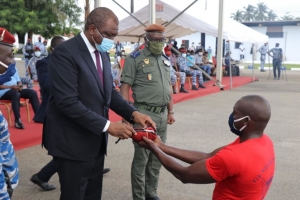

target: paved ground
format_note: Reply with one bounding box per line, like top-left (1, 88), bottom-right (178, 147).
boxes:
top-left (11, 61), bottom-right (300, 199)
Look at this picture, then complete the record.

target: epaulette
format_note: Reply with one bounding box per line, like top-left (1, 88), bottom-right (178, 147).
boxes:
top-left (130, 51), bottom-right (140, 58)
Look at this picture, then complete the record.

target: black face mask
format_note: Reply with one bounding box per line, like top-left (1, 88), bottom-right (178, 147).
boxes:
top-left (39, 39), bottom-right (41, 42)
top-left (228, 113), bottom-right (249, 136)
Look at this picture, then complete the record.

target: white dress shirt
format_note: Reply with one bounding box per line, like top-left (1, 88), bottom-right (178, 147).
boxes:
top-left (80, 31), bottom-right (110, 132)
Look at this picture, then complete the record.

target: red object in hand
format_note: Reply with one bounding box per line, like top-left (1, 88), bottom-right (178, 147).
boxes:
top-left (132, 127), bottom-right (157, 142)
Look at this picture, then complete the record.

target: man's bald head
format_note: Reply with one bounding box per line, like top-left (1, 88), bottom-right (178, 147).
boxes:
top-left (84, 7), bottom-right (118, 31)
top-left (236, 95), bottom-right (271, 124)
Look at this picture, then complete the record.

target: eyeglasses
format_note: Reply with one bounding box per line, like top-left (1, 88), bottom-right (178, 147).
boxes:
top-left (146, 37), bottom-right (166, 43)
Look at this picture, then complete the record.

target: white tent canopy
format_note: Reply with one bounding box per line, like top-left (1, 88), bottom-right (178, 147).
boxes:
top-left (116, 0), bottom-right (268, 43)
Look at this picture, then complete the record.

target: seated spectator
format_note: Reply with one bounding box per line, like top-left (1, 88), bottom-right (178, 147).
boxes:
top-left (0, 27), bottom-right (20, 198)
top-left (186, 50), bottom-right (195, 68)
top-left (138, 95), bottom-right (275, 200)
top-left (27, 47), bottom-right (43, 81)
top-left (0, 28), bottom-right (40, 129)
top-left (33, 36), bottom-right (65, 123)
top-left (201, 51), bottom-right (213, 80)
top-left (164, 51), bottom-right (188, 94)
top-left (177, 48), bottom-right (206, 90)
top-left (195, 50), bottom-right (211, 80)
top-left (223, 52), bottom-right (240, 76)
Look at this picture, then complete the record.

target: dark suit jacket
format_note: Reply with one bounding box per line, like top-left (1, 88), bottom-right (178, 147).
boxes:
top-left (33, 55), bottom-right (50, 123)
top-left (42, 34), bottom-right (136, 161)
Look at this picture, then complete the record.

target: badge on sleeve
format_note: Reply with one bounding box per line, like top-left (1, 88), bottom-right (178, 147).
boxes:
top-left (147, 74), bottom-right (152, 81)
top-left (144, 58), bottom-right (149, 65)
top-left (163, 60), bottom-right (170, 67)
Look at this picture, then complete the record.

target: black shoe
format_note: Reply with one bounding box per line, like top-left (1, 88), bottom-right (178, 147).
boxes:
top-left (15, 119), bottom-right (24, 129)
top-left (199, 84), bottom-right (206, 88)
top-left (260, 69), bottom-right (266, 72)
top-left (173, 90), bottom-right (177, 94)
top-left (179, 87), bottom-right (189, 93)
top-left (146, 196), bottom-right (161, 200)
top-left (103, 168), bottom-right (110, 174)
top-left (191, 85), bottom-right (198, 90)
top-left (30, 174), bottom-right (56, 191)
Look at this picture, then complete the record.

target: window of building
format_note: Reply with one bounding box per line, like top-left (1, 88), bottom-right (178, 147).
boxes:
top-left (266, 32), bottom-right (284, 38)
top-left (266, 26), bottom-right (284, 38)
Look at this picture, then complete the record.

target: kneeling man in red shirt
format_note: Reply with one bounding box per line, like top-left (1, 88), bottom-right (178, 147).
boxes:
top-left (138, 95), bottom-right (275, 200)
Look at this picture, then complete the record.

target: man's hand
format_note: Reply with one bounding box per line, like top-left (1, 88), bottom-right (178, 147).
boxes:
top-left (11, 85), bottom-right (20, 91)
top-left (17, 82), bottom-right (23, 91)
top-left (167, 113), bottom-right (175, 125)
top-left (138, 136), bottom-right (162, 151)
top-left (107, 122), bottom-right (136, 139)
top-left (132, 111), bottom-right (156, 130)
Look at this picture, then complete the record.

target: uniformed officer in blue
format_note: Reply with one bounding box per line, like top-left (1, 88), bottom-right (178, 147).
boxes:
top-left (0, 27), bottom-right (20, 200)
top-left (121, 24), bottom-right (175, 200)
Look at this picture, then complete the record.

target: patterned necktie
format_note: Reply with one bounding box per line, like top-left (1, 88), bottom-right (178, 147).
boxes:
top-left (94, 50), bottom-right (104, 86)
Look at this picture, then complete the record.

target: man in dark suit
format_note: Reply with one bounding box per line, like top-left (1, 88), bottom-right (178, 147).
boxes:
top-left (43, 7), bottom-right (156, 200)
top-left (31, 36), bottom-right (111, 191)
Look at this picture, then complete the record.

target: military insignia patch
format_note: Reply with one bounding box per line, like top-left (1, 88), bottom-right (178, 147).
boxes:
top-left (144, 58), bottom-right (149, 65)
top-left (130, 51), bottom-right (140, 58)
top-left (163, 60), bottom-right (170, 67)
top-left (147, 74), bottom-right (152, 81)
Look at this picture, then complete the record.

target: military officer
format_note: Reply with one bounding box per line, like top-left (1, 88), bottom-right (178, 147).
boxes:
top-left (22, 38), bottom-right (34, 77)
top-left (121, 24), bottom-right (175, 200)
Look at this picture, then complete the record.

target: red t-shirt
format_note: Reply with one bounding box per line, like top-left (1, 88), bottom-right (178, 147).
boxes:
top-left (206, 134), bottom-right (275, 200)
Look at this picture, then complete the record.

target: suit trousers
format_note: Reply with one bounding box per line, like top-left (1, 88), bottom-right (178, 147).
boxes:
top-left (131, 106), bottom-right (168, 200)
top-left (0, 89), bottom-right (39, 120)
top-left (36, 159), bottom-right (57, 182)
top-left (54, 152), bottom-right (105, 200)
top-left (273, 59), bottom-right (282, 79)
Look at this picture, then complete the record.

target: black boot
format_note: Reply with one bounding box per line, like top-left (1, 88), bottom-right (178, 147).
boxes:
top-left (199, 83), bottom-right (206, 88)
top-left (15, 118), bottom-right (24, 129)
top-left (191, 85), bottom-right (198, 90)
top-left (172, 86), bottom-right (177, 94)
top-left (179, 84), bottom-right (189, 93)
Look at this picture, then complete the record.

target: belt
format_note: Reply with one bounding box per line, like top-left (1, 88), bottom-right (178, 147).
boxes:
top-left (135, 103), bottom-right (167, 114)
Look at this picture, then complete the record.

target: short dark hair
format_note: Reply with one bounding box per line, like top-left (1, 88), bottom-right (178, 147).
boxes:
top-left (275, 43), bottom-right (280, 47)
top-left (84, 7), bottom-right (118, 30)
top-left (50, 36), bottom-right (65, 48)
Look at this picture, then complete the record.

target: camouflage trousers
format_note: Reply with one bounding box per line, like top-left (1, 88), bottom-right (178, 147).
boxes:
top-left (184, 69), bottom-right (204, 85)
top-left (170, 71), bottom-right (186, 86)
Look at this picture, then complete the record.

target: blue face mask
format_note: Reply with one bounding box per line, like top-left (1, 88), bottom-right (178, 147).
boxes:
top-left (228, 113), bottom-right (249, 136)
top-left (92, 27), bottom-right (114, 52)
top-left (182, 53), bottom-right (186, 58)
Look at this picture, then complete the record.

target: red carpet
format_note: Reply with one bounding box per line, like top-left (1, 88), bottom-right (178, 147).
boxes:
top-left (1, 76), bottom-right (255, 150)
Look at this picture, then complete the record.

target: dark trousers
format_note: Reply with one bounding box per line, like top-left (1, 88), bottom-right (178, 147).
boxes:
top-left (36, 159), bottom-right (57, 182)
top-left (0, 89), bottom-right (39, 120)
top-left (273, 59), bottom-right (282, 78)
top-left (54, 153), bottom-right (105, 200)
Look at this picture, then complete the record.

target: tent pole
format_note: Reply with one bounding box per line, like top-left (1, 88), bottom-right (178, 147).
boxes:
top-left (216, 0), bottom-right (224, 90)
top-left (164, 0), bottom-right (198, 27)
top-left (149, 0), bottom-right (156, 24)
top-left (112, 0), bottom-right (146, 27)
top-left (252, 43), bottom-right (255, 82)
top-left (228, 41), bottom-right (232, 90)
top-left (94, 0), bottom-right (101, 8)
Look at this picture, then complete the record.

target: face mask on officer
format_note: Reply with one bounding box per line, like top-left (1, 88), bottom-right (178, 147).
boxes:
top-left (228, 113), bottom-right (250, 136)
top-left (182, 53), bottom-right (186, 58)
top-left (35, 51), bottom-right (41, 57)
top-left (145, 37), bottom-right (165, 56)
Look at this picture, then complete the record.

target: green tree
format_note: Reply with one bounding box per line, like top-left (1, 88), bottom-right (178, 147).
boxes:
top-left (267, 10), bottom-right (278, 21)
top-left (243, 5), bottom-right (257, 21)
top-left (231, 10), bottom-right (244, 22)
top-left (255, 2), bottom-right (268, 21)
top-left (280, 12), bottom-right (295, 21)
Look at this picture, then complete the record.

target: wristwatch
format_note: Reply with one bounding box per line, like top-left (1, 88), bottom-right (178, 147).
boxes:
top-left (168, 109), bottom-right (175, 114)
